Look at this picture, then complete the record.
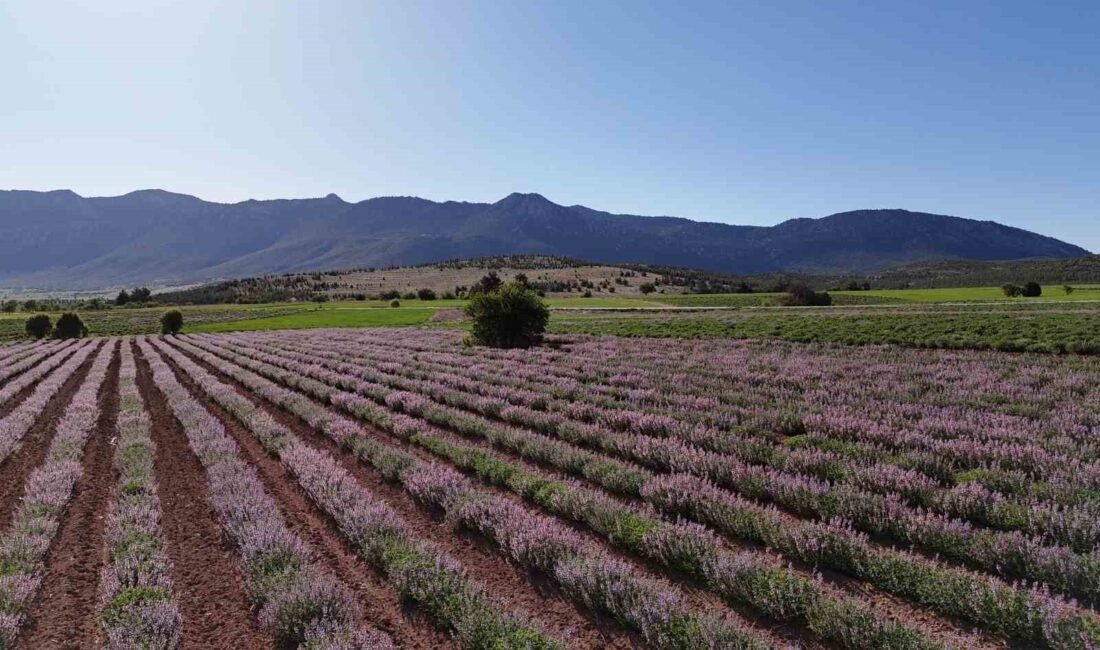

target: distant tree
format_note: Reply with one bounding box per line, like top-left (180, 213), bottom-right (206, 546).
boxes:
top-left (53, 313), bottom-right (87, 339)
top-left (583, 290), bottom-right (593, 298)
top-left (401, 291), bottom-right (417, 300)
top-left (784, 284), bottom-right (832, 306)
top-left (513, 273), bottom-right (529, 286)
top-left (85, 298), bottom-right (106, 310)
top-left (130, 287), bottom-right (152, 302)
top-left (1001, 283), bottom-right (1023, 297)
top-left (115, 290), bottom-right (130, 306)
top-left (389, 299), bottom-right (400, 308)
top-left (311, 294), bottom-right (329, 303)
top-left (1021, 281), bottom-right (1042, 297)
top-left (22, 299), bottom-right (38, 311)
top-left (1063, 285), bottom-right (1075, 295)
top-left (639, 282), bottom-right (656, 295)
top-left (465, 282), bottom-right (549, 349)
top-left (160, 309), bottom-right (183, 335)
top-left (441, 291), bottom-right (456, 300)
top-left (734, 281), bottom-right (754, 294)
top-left (469, 272), bottom-right (503, 295)
top-left (416, 288), bottom-right (437, 300)
top-left (25, 314), bottom-right (52, 339)
top-left (1, 300), bottom-right (17, 313)
top-left (379, 290), bottom-right (400, 301)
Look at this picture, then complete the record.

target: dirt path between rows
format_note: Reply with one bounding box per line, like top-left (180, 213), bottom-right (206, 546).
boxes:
top-left (18, 346), bottom-right (120, 648)
top-left (170, 339), bottom-right (639, 649)
top-left (156, 342), bottom-right (452, 649)
top-left (133, 342), bottom-right (269, 650)
top-left (0, 345), bottom-right (98, 534)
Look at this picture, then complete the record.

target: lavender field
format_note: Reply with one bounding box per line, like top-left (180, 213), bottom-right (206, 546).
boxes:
top-left (0, 330), bottom-right (1096, 649)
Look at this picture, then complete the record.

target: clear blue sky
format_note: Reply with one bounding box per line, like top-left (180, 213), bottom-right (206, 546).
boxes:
top-left (1, 1), bottom-right (1096, 251)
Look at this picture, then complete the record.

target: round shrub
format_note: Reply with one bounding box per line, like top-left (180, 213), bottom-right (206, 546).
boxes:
top-left (54, 312), bottom-right (87, 339)
top-left (25, 314), bottom-right (52, 339)
top-left (464, 282), bottom-right (549, 349)
top-left (389, 299), bottom-right (400, 308)
top-left (160, 309), bottom-right (184, 335)
top-left (1021, 281), bottom-right (1042, 297)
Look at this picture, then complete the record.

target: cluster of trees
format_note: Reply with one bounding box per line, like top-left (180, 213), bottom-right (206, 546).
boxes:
top-left (1002, 282), bottom-right (1043, 298)
top-left (115, 286), bottom-right (153, 305)
top-left (24, 313), bottom-right (88, 339)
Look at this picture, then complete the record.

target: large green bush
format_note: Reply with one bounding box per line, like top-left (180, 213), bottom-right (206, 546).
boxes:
top-left (465, 282), bottom-right (549, 348)
top-left (54, 312), bottom-right (87, 339)
top-left (25, 314), bottom-right (52, 339)
top-left (160, 309), bottom-right (184, 334)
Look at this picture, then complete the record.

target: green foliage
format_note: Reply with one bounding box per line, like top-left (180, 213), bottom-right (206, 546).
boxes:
top-left (464, 282), bottom-right (549, 348)
top-left (160, 309), bottom-right (184, 334)
top-left (389, 299), bottom-right (400, 308)
top-left (416, 288), bottom-right (437, 300)
top-left (24, 314), bottom-right (51, 339)
top-left (1021, 281), bottom-right (1042, 297)
top-left (115, 289), bottom-right (130, 306)
top-left (1002, 283), bottom-right (1023, 297)
top-left (639, 282), bottom-right (656, 295)
top-left (784, 284), bottom-right (833, 306)
top-left (53, 312), bottom-right (87, 339)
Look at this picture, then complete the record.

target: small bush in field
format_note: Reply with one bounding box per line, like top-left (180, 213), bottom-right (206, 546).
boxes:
top-left (465, 282), bottom-right (549, 348)
top-left (784, 284), bottom-right (832, 306)
top-left (389, 299), bottom-right (401, 308)
top-left (54, 312), bottom-right (88, 339)
top-left (161, 309), bottom-right (184, 334)
top-left (25, 314), bottom-right (52, 339)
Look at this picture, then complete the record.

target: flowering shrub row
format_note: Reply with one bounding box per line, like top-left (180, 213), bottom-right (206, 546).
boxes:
top-left (255, 333), bottom-right (1098, 551)
top-left (98, 341), bottom-right (182, 649)
top-left (0, 340), bottom-right (115, 646)
top-left (135, 337), bottom-right (392, 650)
top-left (200, 334), bottom-right (1098, 604)
top-left (145, 337), bottom-right (548, 650)
top-left (0, 340), bottom-right (97, 466)
top-left (157, 337), bottom-right (771, 650)
top-left (179, 333), bottom-right (1100, 648)
top-left (0, 340), bottom-right (75, 384)
top-left (0, 340), bottom-right (83, 408)
top-left (298, 329), bottom-right (1098, 500)
top-left (0, 341), bottom-right (43, 367)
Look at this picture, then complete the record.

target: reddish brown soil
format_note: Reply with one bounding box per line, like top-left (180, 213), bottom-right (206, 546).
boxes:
top-left (133, 343), bottom-right (269, 650)
top-left (155, 343), bottom-right (453, 649)
top-left (18, 346), bottom-right (120, 648)
top-left (169, 340), bottom-right (638, 649)
top-left (0, 344), bottom-right (99, 533)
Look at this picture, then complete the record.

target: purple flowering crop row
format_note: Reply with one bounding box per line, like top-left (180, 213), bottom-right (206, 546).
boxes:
top-left (135, 337), bottom-right (393, 650)
top-left (0, 340), bottom-right (115, 646)
top-left (98, 341), bottom-right (182, 649)
top-left (0, 340), bottom-right (75, 384)
top-left (0, 339), bottom-right (83, 408)
top-left (0, 340), bottom-right (97, 466)
top-left (144, 337), bottom-right (563, 649)
top-left (253, 333), bottom-right (1099, 551)
top-left (155, 337), bottom-right (773, 650)
top-left (175, 334), bottom-right (1099, 649)
top-left (200, 333), bottom-right (1098, 604)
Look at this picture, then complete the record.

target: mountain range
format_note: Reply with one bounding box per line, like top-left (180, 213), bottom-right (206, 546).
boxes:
top-left (0, 189), bottom-right (1088, 290)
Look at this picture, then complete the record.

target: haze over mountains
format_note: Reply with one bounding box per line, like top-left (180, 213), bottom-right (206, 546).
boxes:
top-left (0, 189), bottom-right (1088, 290)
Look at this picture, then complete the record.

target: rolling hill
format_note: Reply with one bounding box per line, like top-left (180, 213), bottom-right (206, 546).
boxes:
top-left (0, 188), bottom-right (1088, 290)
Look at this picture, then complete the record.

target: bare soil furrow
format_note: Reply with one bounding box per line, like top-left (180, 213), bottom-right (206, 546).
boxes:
top-left (17, 347), bottom-right (121, 648)
top-left (132, 342), bottom-right (269, 650)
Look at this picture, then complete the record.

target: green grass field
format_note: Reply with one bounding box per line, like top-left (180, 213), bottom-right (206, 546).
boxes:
top-left (3, 285), bottom-right (1097, 353)
top-left (187, 307), bottom-right (436, 332)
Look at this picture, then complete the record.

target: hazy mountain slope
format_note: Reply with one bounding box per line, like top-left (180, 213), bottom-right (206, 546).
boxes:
top-left (0, 188), bottom-right (1087, 289)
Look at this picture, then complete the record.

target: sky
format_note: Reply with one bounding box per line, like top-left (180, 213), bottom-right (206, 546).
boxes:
top-left (1, 0), bottom-right (1097, 251)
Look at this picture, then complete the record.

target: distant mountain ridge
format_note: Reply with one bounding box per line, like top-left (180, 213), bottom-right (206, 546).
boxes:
top-left (0, 188), bottom-right (1088, 290)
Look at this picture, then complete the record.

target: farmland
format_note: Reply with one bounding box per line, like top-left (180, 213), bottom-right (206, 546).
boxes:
top-left (0, 330), bottom-right (1096, 649)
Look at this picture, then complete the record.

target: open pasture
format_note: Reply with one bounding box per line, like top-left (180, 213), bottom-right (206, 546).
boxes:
top-left (0, 329), bottom-right (1096, 649)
